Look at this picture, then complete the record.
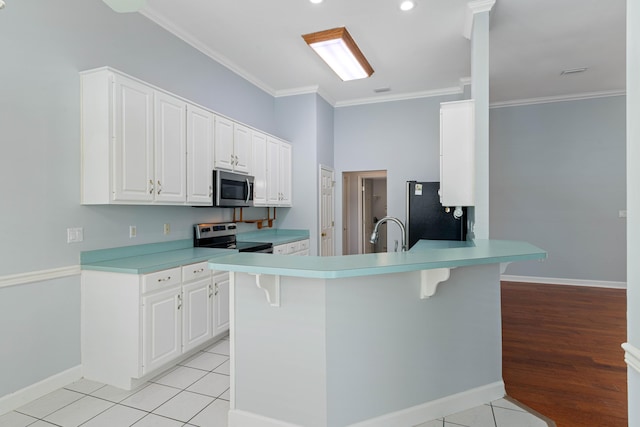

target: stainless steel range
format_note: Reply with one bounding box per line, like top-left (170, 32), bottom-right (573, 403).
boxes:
top-left (194, 223), bottom-right (273, 253)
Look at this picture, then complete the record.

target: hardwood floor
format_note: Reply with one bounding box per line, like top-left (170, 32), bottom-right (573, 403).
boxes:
top-left (501, 282), bottom-right (628, 427)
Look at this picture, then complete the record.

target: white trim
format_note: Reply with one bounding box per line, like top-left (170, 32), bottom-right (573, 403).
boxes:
top-left (623, 343), bottom-right (640, 375)
top-left (228, 381), bottom-right (504, 427)
top-left (500, 274), bottom-right (626, 289)
top-left (0, 365), bottom-right (82, 416)
top-left (0, 265), bottom-right (81, 289)
top-left (335, 86), bottom-right (463, 108)
top-left (350, 381), bottom-right (505, 427)
top-left (463, 0), bottom-right (496, 39)
top-left (490, 90), bottom-right (626, 109)
top-left (139, 6), bottom-right (274, 97)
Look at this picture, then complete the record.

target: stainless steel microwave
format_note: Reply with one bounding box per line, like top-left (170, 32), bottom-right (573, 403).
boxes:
top-left (213, 170), bottom-right (254, 207)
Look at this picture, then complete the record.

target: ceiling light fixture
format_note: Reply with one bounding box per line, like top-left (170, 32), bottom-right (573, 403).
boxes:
top-left (302, 27), bottom-right (374, 81)
top-left (400, 1), bottom-right (415, 11)
top-left (309, 0), bottom-right (323, 3)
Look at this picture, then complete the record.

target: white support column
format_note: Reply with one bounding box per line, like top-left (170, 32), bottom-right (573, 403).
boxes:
top-left (465, 0), bottom-right (494, 240)
top-left (626, 0), bottom-right (640, 425)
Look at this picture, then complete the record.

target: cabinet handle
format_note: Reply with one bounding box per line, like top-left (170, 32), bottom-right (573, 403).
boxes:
top-left (209, 185), bottom-right (213, 197)
top-left (157, 180), bottom-right (162, 195)
top-left (157, 276), bottom-right (171, 282)
top-left (194, 268), bottom-right (204, 274)
top-left (149, 180), bottom-right (154, 194)
top-left (208, 284), bottom-right (214, 298)
top-left (177, 294), bottom-right (182, 310)
top-left (214, 283), bottom-right (219, 296)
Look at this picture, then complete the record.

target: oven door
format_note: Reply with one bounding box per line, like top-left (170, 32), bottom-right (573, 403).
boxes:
top-left (213, 170), bottom-right (254, 207)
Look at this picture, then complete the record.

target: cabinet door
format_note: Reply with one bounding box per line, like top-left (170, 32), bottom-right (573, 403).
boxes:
top-left (279, 142), bottom-right (292, 207)
top-left (233, 124), bottom-right (251, 174)
top-left (142, 286), bottom-right (182, 374)
top-left (113, 74), bottom-right (154, 202)
top-left (266, 137), bottom-right (280, 205)
top-left (182, 277), bottom-right (213, 352)
top-left (213, 273), bottom-right (230, 336)
top-left (251, 131), bottom-right (267, 206)
top-left (187, 105), bottom-right (214, 205)
top-left (440, 100), bottom-right (475, 207)
top-left (154, 92), bottom-right (187, 203)
top-left (214, 115), bottom-right (234, 171)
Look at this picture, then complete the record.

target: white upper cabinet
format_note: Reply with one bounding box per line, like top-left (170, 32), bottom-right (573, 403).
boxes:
top-left (111, 72), bottom-right (154, 202)
top-left (187, 104), bottom-right (214, 205)
top-left (266, 136), bottom-right (292, 207)
top-left (439, 99), bottom-right (475, 208)
top-left (251, 131), bottom-right (268, 206)
top-left (154, 91), bottom-right (187, 203)
top-left (81, 68), bottom-right (186, 205)
top-left (214, 116), bottom-right (251, 174)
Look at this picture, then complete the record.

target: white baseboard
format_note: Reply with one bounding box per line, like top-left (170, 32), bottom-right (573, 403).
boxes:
top-left (0, 365), bottom-right (82, 415)
top-left (500, 274), bottom-right (626, 289)
top-left (229, 381), bottom-right (505, 427)
top-left (350, 381), bottom-right (505, 427)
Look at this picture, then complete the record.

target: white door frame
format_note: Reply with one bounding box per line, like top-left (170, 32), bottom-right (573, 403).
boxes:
top-left (318, 165), bottom-right (335, 256)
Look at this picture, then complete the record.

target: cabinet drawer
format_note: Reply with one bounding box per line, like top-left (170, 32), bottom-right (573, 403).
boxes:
top-left (142, 267), bottom-right (181, 294)
top-left (182, 262), bottom-right (211, 283)
top-left (287, 242), bottom-right (300, 254)
top-left (299, 239), bottom-right (309, 251)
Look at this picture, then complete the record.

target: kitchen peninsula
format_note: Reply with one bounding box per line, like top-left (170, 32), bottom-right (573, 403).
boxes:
top-left (208, 239), bottom-right (546, 427)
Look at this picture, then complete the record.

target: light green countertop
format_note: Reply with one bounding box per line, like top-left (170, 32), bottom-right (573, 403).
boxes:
top-left (237, 229), bottom-right (309, 246)
top-left (208, 239), bottom-right (546, 279)
top-left (80, 240), bottom-right (234, 274)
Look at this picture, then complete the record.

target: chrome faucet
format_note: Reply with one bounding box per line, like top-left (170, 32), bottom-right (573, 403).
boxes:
top-left (369, 216), bottom-right (407, 252)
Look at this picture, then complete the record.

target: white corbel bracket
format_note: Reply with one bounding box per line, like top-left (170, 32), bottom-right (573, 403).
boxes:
top-left (500, 262), bottom-right (511, 275)
top-left (250, 273), bottom-right (280, 307)
top-left (420, 268), bottom-right (453, 299)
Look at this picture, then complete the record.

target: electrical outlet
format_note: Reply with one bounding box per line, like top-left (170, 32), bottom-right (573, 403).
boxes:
top-left (163, 223), bottom-right (170, 235)
top-left (129, 225), bottom-right (137, 238)
top-left (67, 227), bottom-right (84, 243)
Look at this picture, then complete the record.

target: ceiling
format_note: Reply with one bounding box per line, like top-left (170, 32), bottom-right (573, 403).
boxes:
top-left (140, 0), bottom-right (626, 107)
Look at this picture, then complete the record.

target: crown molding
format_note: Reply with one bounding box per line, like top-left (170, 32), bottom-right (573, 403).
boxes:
top-left (139, 6), bottom-right (276, 98)
top-left (335, 86), bottom-right (464, 108)
top-left (464, 0), bottom-right (496, 39)
top-left (490, 89), bottom-right (626, 109)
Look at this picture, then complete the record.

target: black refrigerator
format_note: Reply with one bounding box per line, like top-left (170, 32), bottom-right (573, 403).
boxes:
top-left (406, 181), bottom-right (467, 249)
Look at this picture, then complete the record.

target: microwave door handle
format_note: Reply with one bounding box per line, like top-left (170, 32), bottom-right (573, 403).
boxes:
top-left (245, 178), bottom-right (251, 204)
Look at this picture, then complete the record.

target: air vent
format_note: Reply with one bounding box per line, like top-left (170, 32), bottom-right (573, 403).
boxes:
top-left (374, 87), bottom-right (391, 93)
top-left (561, 67), bottom-right (588, 75)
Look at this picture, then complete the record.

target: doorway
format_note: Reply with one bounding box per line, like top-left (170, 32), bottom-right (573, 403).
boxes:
top-left (342, 170), bottom-right (387, 255)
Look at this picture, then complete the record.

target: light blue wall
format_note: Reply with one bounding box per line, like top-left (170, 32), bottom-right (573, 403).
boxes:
top-left (490, 96), bottom-right (626, 282)
top-left (0, 0), bottom-right (280, 397)
top-left (334, 95), bottom-right (462, 253)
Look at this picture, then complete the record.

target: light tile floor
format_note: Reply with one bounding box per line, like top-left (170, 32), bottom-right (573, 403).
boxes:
top-left (1, 335), bottom-right (552, 427)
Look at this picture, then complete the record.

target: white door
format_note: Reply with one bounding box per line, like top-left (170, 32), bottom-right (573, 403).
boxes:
top-left (154, 92), bottom-right (187, 203)
top-left (319, 166), bottom-right (335, 256)
top-left (213, 273), bottom-right (230, 336)
top-left (182, 278), bottom-right (213, 352)
top-left (266, 137), bottom-right (280, 205)
top-left (214, 115), bottom-right (234, 171)
top-left (186, 105), bottom-right (214, 205)
top-left (233, 124), bottom-right (251, 174)
top-left (113, 74), bottom-right (154, 202)
top-left (142, 286), bottom-right (182, 374)
top-left (279, 142), bottom-right (292, 206)
top-left (251, 132), bottom-right (267, 206)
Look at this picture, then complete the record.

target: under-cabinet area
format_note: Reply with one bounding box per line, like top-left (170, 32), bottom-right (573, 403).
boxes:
top-left (80, 67), bottom-right (292, 207)
top-left (81, 261), bottom-right (229, 390)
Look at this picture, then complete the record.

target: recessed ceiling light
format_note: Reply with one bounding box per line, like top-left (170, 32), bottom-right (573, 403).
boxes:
top-left (310, 0), bottom-right (323, 4)
top-left (400, 1), bottom-right (415, 11)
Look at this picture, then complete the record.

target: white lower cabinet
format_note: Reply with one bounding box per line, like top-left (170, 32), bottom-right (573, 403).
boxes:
top-left (82, 261), bottom-right (229, 390)
top-left (273, 239), bottom-right (310, 256)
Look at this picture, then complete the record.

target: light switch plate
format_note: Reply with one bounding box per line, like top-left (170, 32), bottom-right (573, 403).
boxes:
top-left (67, 227), bottom-right (84, 243)
top-left (129, 225), bottom-right (137, 238)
